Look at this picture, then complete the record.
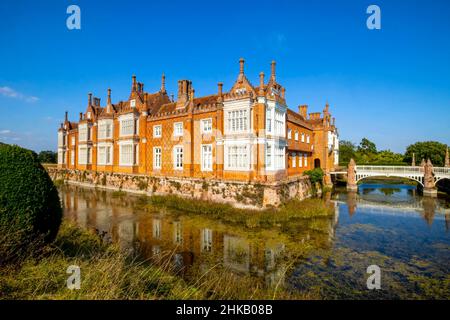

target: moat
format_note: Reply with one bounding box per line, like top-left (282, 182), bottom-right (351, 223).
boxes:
top-left (59, 183), bottom-right (450, 299)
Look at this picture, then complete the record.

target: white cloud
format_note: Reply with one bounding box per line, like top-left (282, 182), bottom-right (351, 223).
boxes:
top-left (0, 86), bottom-right (39, 103)
top-left (0, 129), bottom-right (11, 134)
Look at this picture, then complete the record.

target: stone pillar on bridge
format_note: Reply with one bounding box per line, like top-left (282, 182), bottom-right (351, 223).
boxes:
top-left (423, 159), bottom-right (437, 197)
top-left (445, 147), bottom-right (449, 167)
top-left (411, 153), bottom-right (416, 166)
top-left (347, 158), bottom-right (358, 191)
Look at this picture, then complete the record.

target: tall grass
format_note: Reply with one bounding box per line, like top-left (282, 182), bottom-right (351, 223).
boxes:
top-left (0, 222), bottom-right (315, 300)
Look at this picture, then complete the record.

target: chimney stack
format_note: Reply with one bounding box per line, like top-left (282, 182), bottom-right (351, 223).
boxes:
top-left (259, 72), bottom-right (265, 95)
top-left (281, 87), bottom-right (285, 99)
top-left (299, 105), bottom-right (308, 119)
top-left (107, 88), bottom-right (111, 105)
top-left (239, 58), bottom-right (245, 75)
top-left (218, 82), bottom-right (223, 96)
top-left (132, 75), bottom-right (137, 92)
top-left (79, 112), bottom-right (83, 121)
top-left (88, 93), bottom-right (92, 106)
top-left (65, 111), bottom-right (68, 122)
top-left (176, 80), bottom-right (192, 108)
top-left (271, 60), bottom-right (276, 82)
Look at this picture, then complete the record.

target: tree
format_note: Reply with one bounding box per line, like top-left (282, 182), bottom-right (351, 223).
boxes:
top-left (339, 140), bottom-right (356, 165)
top-left (38, 150), bottom-right (57, 164)
top-left (404, 141), bottom-right (447, 167)
top-left (357, 138), bottom-right (377, 155)
top-left (372, 150), bottom-right (405, 165)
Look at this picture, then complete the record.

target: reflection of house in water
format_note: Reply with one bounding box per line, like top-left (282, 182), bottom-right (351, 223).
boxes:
top-left (60, 186), bottom-right (302, 289)
top-left (201, 229), bottom-right (213, 252)
top-left (223, 235), bottom-right (250, 274)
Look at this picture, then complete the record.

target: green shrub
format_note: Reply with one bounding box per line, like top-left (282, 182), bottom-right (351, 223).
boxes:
top-left (0, 144), bottom-right (62, 255)
top-left (304, 168), bottom-right (324, 185)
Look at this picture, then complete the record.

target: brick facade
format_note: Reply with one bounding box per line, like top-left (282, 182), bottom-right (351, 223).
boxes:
top-left (57, 59), bottom-right (339, 183)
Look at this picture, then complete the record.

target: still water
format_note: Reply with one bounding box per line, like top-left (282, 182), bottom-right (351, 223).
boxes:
top-left (59, 184), bottom-right (450, 299)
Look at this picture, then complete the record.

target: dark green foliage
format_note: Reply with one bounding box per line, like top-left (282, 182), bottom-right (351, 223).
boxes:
top-left (0, 144), bottom-right (62, 253)
top-left (404, 141), bottom-right (447, 167)
top-left (357, 138), bottom-right (377, 155)
top-left (304, 168), bottom-right (324, 184)
top-left (340, 138), bottom-right (405, 166)
top-left (37, 150), bottom-right (57, 164)
top-left (339, 140), bottom-right (357, 165)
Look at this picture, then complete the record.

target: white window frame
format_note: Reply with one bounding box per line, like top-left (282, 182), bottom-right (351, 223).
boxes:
top-left (301, 133), bottom-right (305, 143)
top-left (287, 129), bottom-right (292, 139)
top-left (119, 114), bottom-right (138, 137)
top-left (226, 109), bottom-right (249, 133)
top-left (306, 134), bottom-right (310, 144)
top-left (78, 124), bottom-right (88, 142)
top-left (225, 144), bottom-right (250, 171)
top-left (70, 149), bottom-right (75, 166)
top-left (266, 143), bottom-right (272, 168)
top-left (153, 125), bottom-right (162, 138)
top-left (201, 144), bottom-right (213, 171)
top-left (201, 118), bottom-right (212, 134)
top-left (119, 141), bottom-right (138, 166)
top-left (304, 153), bottom-right (308, 167)
top-left (98, 120), bottom-right (113, 139)
top-left (130, 99), bottom-right (136, 108)
top-left (78, 146), bottom-right (87, 165)
top-left (173, 145), bottom-right (183, 170)
top-left (298, 153), bottom-right (303, 168)
top-left (173, 122), bottom-right (183, 137)
top-left (153, 147), bottom-right (162, 169)
top-left (97, 143), bottom-right (113, 165)
top-left (292, 153), bottom-right (296, 168)
top-left (294, 131), bottom-right (299, 141)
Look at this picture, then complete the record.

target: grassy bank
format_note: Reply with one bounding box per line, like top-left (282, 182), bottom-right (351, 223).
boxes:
top-left (138, 194), bottom-right (334, 233)
top-left (0, 221), bottom-right (316, 300)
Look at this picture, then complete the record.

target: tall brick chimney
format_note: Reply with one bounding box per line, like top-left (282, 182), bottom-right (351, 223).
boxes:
top-left (176, 80), bottom-right (192, 108)
top-left (299, 105), bottom-right (308, 119)
top-left (259, 72), bottom-right (265, 95)
top-left (271, 60), bottom-right (276, 82)
top-left (88, 93), bottom-right (92, 106)
top-left (65, 111), bottom-right (68, 122)
top-left (132, 75), bottom-right (137, 92)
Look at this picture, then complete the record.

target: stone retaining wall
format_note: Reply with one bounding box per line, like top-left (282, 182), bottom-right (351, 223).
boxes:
top-left (47, 168), bottom-right (315, 209)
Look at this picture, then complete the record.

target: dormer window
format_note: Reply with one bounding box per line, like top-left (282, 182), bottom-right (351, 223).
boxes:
top-left (130, 99), bottom-right (136, 108)
top-left (87, 112), bottom-right (91, 119)
top-left (235, 88), bottom-right (247, 95)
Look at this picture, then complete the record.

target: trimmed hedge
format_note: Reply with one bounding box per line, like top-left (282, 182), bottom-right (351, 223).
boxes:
top-left (0, 144), bottom-right (62, 245)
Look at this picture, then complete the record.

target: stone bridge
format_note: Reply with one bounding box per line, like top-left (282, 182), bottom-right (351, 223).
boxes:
top-left (337, 157), bottom-right (450, 197)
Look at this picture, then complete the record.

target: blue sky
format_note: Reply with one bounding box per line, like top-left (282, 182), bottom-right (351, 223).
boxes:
top-left (0, 0), bottom-right (449, 153)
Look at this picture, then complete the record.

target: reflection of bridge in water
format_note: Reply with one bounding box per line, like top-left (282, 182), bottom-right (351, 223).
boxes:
top-left (333, 191), bottom-right (450, 228)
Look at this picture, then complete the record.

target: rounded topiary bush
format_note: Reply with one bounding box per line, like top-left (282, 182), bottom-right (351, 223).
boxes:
top-left (0, 144), bottom-right (62, 251)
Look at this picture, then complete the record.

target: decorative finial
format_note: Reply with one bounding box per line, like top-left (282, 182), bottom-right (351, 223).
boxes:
top-left (445, 146), bottom-right (449, 167)
top-left (161, 73), bottom-right (166, 93)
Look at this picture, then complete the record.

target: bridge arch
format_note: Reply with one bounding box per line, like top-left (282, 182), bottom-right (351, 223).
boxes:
top-left (355, 174), bottom-right (424, 186)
